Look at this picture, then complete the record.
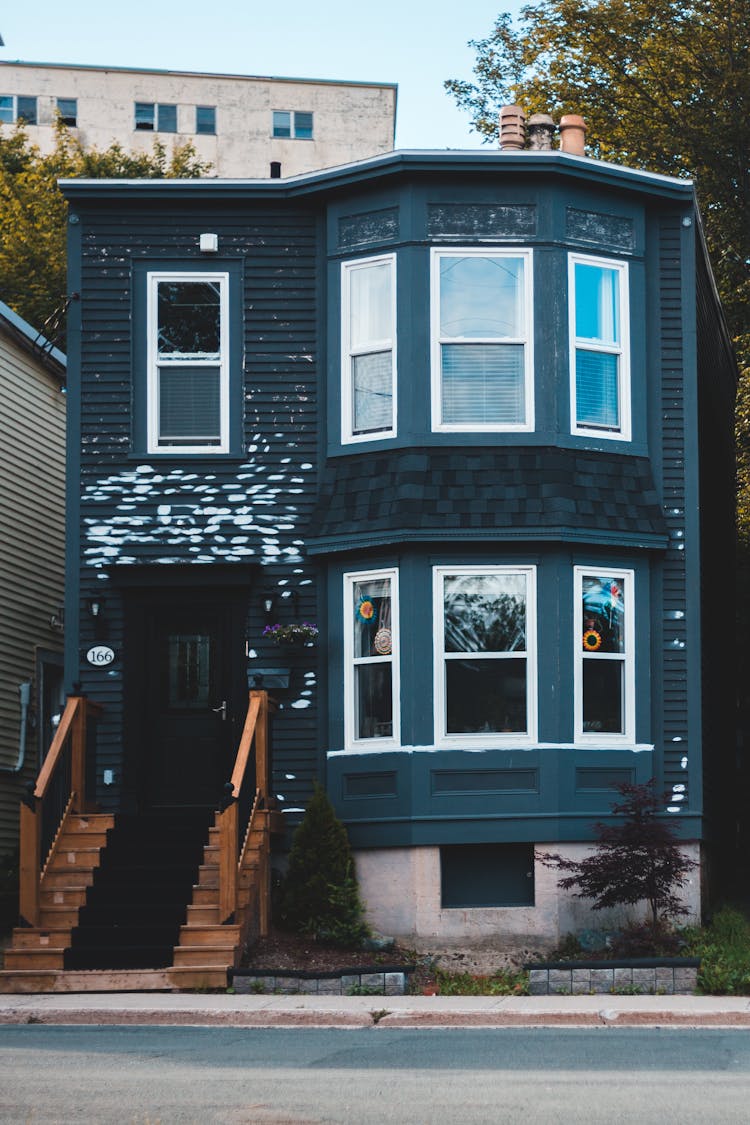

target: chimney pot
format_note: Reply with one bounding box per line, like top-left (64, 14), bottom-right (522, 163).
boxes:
top-left (559, 114), bottom-right (587, 156)
top-left (499, 104), bottom-right (526, 151)
top-left (527, 113), bottom-right (556, 151)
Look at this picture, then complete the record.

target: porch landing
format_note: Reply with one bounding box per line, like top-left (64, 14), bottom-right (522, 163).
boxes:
top-left (0, 966), bottom-right (229, 993)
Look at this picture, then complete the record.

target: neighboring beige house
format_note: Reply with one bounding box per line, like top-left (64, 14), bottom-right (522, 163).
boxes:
top-left (0, 61), bottom-right (397, 178)
top-left (0, 301), bottom-right (65, 875)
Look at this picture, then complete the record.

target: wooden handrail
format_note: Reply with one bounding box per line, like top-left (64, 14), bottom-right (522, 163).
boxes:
top-left (34, 696), bottom-right (80, 800)
top-left (228, 692), bottom-right (262, 798)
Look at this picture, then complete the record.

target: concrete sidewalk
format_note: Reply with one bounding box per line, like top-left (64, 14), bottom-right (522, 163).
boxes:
top-left (1, 991), bottom-right (750, 1028)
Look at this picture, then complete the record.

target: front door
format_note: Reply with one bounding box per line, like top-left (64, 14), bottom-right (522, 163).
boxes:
top-left (127, 589), bottom-right (247, 809)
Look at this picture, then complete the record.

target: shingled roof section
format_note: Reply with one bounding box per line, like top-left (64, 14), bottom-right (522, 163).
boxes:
top-left (306, 447), bottom-right (669, 554)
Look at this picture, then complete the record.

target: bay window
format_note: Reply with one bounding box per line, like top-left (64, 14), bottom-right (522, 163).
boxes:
top-left (569, 254), bottom-right (630, 439)
top-left (434, 566), bottom-right (536, 744)
top-left (431, 248), bottom-right (533, 432)
top-left (341, 255), bottom-right (396, 442)
top-left (147, 272), bottom-right (229, 453)
top-left (344, 569), bottom-right (399, 748)
top-left (574, 568), bottom-right (635, 743)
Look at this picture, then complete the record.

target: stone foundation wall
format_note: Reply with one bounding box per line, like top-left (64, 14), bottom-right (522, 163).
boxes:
top-left (231, 969), bottom-right (411, 996)
top-left (527, 960), bottom-right (699, 996)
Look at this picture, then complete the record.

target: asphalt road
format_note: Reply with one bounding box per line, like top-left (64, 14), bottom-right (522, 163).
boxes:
top-left (2, 1025), bottom-right (750, 1123)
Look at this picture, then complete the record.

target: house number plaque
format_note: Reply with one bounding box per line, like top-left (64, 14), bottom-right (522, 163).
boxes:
top-left (86, 645), bottom-right (115, 666)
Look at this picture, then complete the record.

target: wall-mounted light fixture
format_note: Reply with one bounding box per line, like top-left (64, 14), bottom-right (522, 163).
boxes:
top-left (261, 589), bottom-right (276, 621)
top-left (86, 596), bottom-right (105, 619)
top-left (49, 605), bottom-right (65, 632)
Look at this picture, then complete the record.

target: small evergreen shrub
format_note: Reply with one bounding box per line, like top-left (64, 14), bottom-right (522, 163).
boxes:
top-left (278, 783), bottom-right (369, 948)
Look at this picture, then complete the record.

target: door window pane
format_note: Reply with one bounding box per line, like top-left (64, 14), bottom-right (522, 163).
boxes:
top-left (168, 633), bottom-right (211, 708)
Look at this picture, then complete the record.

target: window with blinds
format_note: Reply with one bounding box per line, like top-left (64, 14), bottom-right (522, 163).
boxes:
top-left (431, 249), bottom-right (533, 432)
top-left (569, 254), bottom-right (630, 440)
top-left (147, 273), bottom-right (230, 453)
top-left (341, 255), bottom-right (396, 443)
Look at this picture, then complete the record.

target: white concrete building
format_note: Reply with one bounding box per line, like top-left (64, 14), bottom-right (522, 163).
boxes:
top-left (0, 60), bottom-right (397, 177)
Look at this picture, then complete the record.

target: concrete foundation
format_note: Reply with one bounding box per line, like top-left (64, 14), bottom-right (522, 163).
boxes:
top-left (354, 843), bottom-right (701, 972)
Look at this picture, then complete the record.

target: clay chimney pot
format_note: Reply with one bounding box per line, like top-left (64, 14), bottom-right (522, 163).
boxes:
top-left (499, 104), bottom-right (526, 151)
top-left (559, 114), bottom-right (587, 156)
top-left (527, 113), bottom-right (556, 151)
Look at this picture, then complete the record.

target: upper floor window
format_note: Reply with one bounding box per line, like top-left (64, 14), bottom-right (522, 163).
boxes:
top-left (434, 566), bottom-right (537, 745)
top-left (146, 272), bottom-right (229, 454)
top-left (341, 255), bottom-right (396, 443)
top-left (0, 95), bottom-right (37, 125)
top-left (569, 254), bottom-right (630, 440)
top-left (195, 105), bottom-right (216, 135)
top-left (344, 568), bottom-right (400, 749)
top-left (574, 568), bottom-right (634, 744)
top-left (272, 110), bottom-right (313, 139)
top-left (135, 102), bottom-right (177, 133)
top-left (56, 98), bottom-right (77, 127)
top-left (431, 248), bottom-right (534, 432)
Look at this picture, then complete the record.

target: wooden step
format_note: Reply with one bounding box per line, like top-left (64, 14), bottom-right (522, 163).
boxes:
top-left (197, 865), bottom-right (218, 888)
top-left (178, 924), bottom-right (241, 948)
top-left (202, 845), bottom-right (220, 864)
top-left (172, 944), bottom-right (239, 968)
top-left (47, 847), bottom-right (102, 872)
top-left (11, 928), bottom-right (71, 949)
top-left (186, 904), bottom-right (221, 925)
top-left (190, 886), bottom-right (219, 906)
top-left (55, 829), bottom-right (109, 850)
top-left (41, 886), bottom-right (88, 909)
top-left (39, 907), bottom-right (82, 929)
top-left (4, 948), bottom-right (65, 971)
top-left (41, 868), bottom-right (97, 891)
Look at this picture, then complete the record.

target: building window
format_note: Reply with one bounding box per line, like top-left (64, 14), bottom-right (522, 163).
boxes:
top-left (431, 248), bottom-right (533, 432)
top-left (56, 98), bottom-right (77, 127)
top-left (0, 95), bottom-right (37, 124)
top-left (196, 105), bottom-right (216, 135)
top-left (341, 255), bottom-right (396, 442)
top-left (344, 569), bottom-right (399, 749)
top-left (272, 110), bottom-right (313, 139)
top-left (135, 102), bottom-right (177, 132)
top-left (574, 568), bottom-right (635, 743)
top-left (146, 272), bottom-right (229, 453)
top-left (441, 844), bottom-right (535, 907)
top-left (434, 566), bottom-right (536, 745)
top-left (569, 253), bottom-right (630, 439)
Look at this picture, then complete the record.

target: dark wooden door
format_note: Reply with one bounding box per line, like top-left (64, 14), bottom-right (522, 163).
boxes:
top-left (129, 590), bottom-right (246, 808)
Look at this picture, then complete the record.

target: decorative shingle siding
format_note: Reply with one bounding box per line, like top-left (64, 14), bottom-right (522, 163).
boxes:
top-left (658, 215), bottom-right (690, 807)
top-left (73, 202), bottom-right (320, 817)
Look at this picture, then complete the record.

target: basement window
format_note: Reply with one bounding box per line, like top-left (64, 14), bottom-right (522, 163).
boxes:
top-left (441, 843), bottom-right (535, 908)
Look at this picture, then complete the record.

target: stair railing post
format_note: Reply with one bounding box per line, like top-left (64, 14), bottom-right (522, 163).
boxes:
top-left (254, 691), bottom-right (269, 799)
top-left (218, 792), bottom-right (238, 925)
top-left (71, 696), bottom-right (87, 814)
top-left (18, 793), bottom-right (41, 927)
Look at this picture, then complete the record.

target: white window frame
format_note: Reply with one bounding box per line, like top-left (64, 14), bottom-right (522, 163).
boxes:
top-left (0, 94), bottom-right (37, 124)
top-left (574, 566), bottom-right (635, 745)
top-left (568, 252), bottom-right (631, 441)
top-left (433, 565), bottom-right (537, 748)
top-left (343, 567), bottom-right (400, 751)
top-left (146, 271), bottom-right (230, 455)
top-left (430, 247), bottom-right (534, 433)
top-left (341, 254), bottom-right (397, 444)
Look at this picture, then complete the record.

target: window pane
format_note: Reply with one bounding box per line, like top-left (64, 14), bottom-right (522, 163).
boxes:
top-left (355, 663), bottom-right (393, 739)
top-left (0, 96), bottom-right (12, 123)
top-left (575, 262), bottom-right (619, 344)
top-left (157, 104), bottom-right (177, 133)
top-left (16, 96), bottom-right (37, 125)
top-left (353, 577), bottom-right (392, 658)
top-left (446, 658), bottom-right (527, 734)
top-left (350, 261), bottom-right (391, 349)
top-left (440, 255), bottom-right (524, 338)
top-left (444, 573), bottom-right (526, 653)
top-left (576, 350), bottom-right (619, 429)
top-left (582, 659), bottom-right (623, 733)
top-left (158, 366), bottom-right (221, 443)
top-left (441, 343), bottom-right (525, 424)
top-left (581, 575), bottom-right (625, 653)
top-left (157, 281), bottom-right (221, 355)
top-left (353, 352), bottom-right (392, 434)
top-left (56, 98), bottom-right (77, 126)
top-left (294, 111), bottom-right (313, 138)
top-left (135, 102), bottom-right (155, 130)
top-left (196, 105), bottom-right (215, 134)
top-left (168, 633), bottom-right (211, 708)
top-left (272, 111), bottom-right (291, 137)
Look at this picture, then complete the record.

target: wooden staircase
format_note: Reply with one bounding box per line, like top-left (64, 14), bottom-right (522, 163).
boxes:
top-left (0, 691), bottom-right (281, 993)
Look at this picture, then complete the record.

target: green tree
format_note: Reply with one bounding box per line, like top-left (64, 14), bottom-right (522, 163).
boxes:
top-left (446, 0), bottom-right (749, 529)
top-left (0, 122), bottom-right (210, 339)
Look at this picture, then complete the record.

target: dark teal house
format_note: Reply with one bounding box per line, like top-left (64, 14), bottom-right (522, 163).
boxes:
top-left (54, 136), bottom-right (735, 959)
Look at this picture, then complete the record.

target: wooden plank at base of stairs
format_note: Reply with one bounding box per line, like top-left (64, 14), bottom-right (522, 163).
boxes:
top-left (167, 966), bottom-right (229, 990)
top-left (173, 945), bottom-right (239, 967)
top-left (4, 949), bottom-right (65, 971)
top-left (0, 968), bottom-right (176, 993)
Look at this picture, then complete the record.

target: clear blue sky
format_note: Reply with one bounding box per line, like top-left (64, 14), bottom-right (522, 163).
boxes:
top-left (0, 1), bottom-right (519, 150)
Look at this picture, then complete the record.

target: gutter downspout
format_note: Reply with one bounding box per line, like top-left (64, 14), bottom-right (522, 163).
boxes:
top-left (0, 682), bottom-right (32, 775)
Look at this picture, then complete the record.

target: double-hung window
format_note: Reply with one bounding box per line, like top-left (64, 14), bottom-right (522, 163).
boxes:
top-left (569, 254), bottom-right (630, 438)
top-left (0, 95), bottom-right (37, 124)
top-left (146, 272), bottom-right (229, 454)
top-left (341, 255), bottom-right (396, 442)
top-left (344, 569), bottom-right (399, 748)
top-left (434, 566), bottom-right (536, 744)
top-left (574, 568), bottom-right (634, 743)
top-left (272, 110), bottom-right (313, 139)
top-left (431, 248), bottom-right (533, 431)
top-left (135, 102), bottom-right (177, 132)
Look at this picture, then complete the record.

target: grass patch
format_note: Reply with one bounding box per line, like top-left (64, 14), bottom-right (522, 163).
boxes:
top-left (683, 907), bottom-right (750, 995)
top-left (433, 967), bottom-right (529, 996)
